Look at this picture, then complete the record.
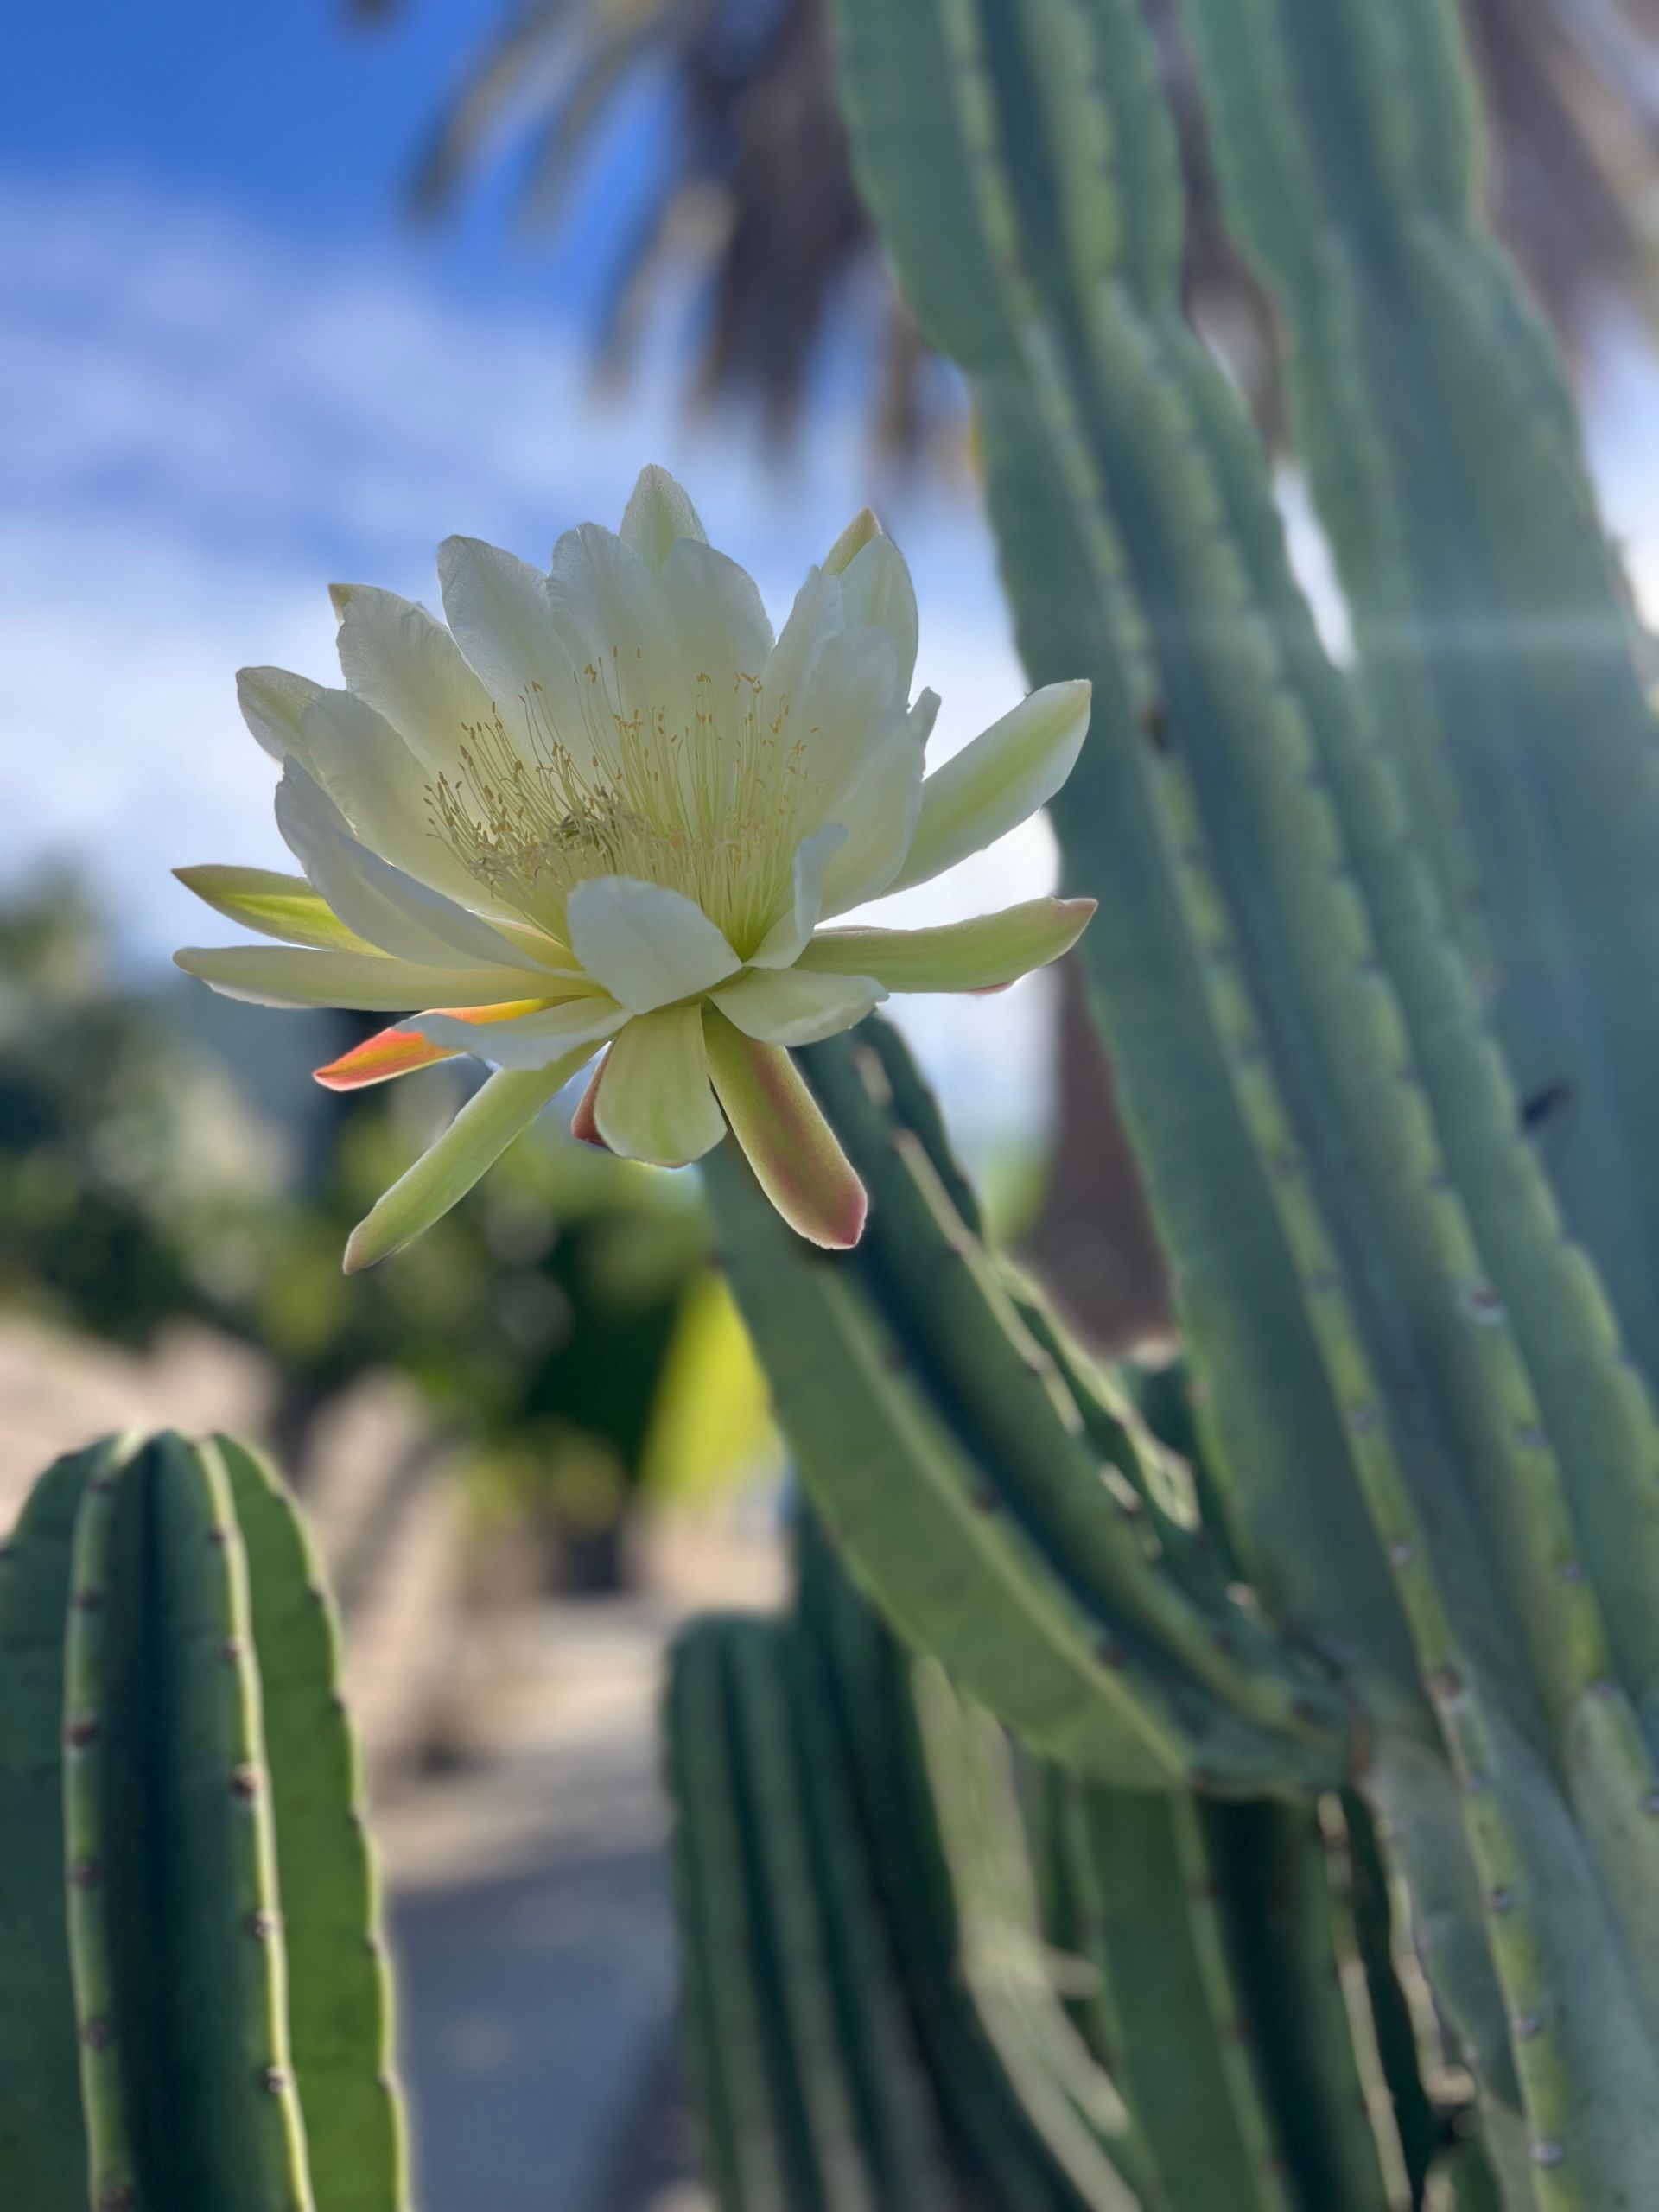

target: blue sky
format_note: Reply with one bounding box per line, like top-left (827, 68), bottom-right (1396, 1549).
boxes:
top-left (0, 1), bottom-right (1075, 1135)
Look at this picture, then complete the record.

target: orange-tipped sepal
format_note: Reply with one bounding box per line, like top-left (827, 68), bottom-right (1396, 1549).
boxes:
top-left (314, 1001), bottom-right (550, 1091)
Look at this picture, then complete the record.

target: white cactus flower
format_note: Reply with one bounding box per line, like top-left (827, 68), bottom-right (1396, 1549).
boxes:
top-left (175, 467), bottom-right (1093, 1263)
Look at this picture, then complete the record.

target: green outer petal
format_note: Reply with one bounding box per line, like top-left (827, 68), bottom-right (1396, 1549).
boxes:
top-left (886, 679), bottom-right (1092, 894)
top-left (703, 1007), bottom-right (868, 1249)
top-left (344, 1053), bottom-right (592, 1272)
top-left (749, 824), bottom-right (847, 969)
top-left (566, 875), bottom-right (741, 1013)
top-left (799, 897), bottom-right (1097, 992)
top-left (619, 464), bottom-right (708, 571)
top-left (173, 867), bottom-right (375, 953)
top-left (174, 946), bottom-right (549, 1011)
top-left (710, 964), bottom-right (886, 1046)
top-left (594, 1005), bottom-right (727, 1166)
top-left (410, 993), bottom-right (626, 1067)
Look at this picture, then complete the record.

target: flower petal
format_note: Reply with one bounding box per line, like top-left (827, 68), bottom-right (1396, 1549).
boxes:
top-left (710, 965), bottom-right (886, 1047)
top-left (174, 947), bottom-right (548, 1011)
top-left (344, 1055), bottom-right (594, 1273)
top-left (836, 533), bottom-right (918, 696)
top-left (658, 537), bottom-right (773, 683)
top-left (313, 1000), bottom-right (554, 1091)
top-left (436, 536), bottom-right (577, 721)
top-left (594, 1005), bottom-right (726, 1166)
top-left (795, 626), bottom-right (906, 808)
top-left (748, 824), bottom-right (847, 969)
top-left (619, 464), bottom-right (708, 572)
top-left (238, 666), bottom-right (326, 762)
top-left (886, 679), bottom-right (1091, 895)
top-left (798, 898), bottom-right (1096, 993)
top-left (331, 582), bottom-right (496, 786)
top-left (409, 991), bottom-right (626, 1069)
top-left (295, 686), bottom-right (504, 911)
top-left (276, 764), bottom-right (556, 973)
top-left (703, 1009), bottom-right (867, 1249)
top-left (547, 523), bottom-right (683, 735)
top-left (823, 508), bottom-right (880, 576)
top-left (174, 866), bottom-right (373, 952)
top-left (818, 734), bottom-right (926, 916)
top-left (566, 876), bottom-right (741, 1014)
top-left (762, 566), bottom-right (842, 714)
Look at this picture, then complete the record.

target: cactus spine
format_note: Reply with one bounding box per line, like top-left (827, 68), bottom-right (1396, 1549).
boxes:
top-left (0, 1432), bottom-right (406, 2212)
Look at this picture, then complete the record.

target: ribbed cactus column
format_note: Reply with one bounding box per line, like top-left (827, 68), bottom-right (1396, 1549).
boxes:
top-left (820, 0), bottom-right (1659, 2199)
top-left (667, 1506), bottom-right (1459, 2209)
top-left (0, 1432), bottom-right (406, 2212)
top-left (702, 1014), bottom-right (1352, 1802)
top-left (1180, 0), bottom-right (1659, 1395)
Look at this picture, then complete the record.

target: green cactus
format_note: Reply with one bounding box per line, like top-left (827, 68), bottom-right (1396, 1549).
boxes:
top-left (666, 1511), bottom-right (1479, 2210)
top-left (0, 1432), bottom-right (406, 2212)
top-left (670, 0), bottom-right (1659, 2198)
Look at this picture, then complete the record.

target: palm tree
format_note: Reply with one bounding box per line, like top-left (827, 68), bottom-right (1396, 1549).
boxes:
top-left (353, 0), bottom-right (1659, 447)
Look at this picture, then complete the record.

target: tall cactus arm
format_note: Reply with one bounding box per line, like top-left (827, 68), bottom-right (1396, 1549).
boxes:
top-left (840, 0), bottom-right (1428, 1751)
top-left (1043, 1777), bottom-right (1300, 2212)
top-left (1179, 0), bottom-right (1659, 1392)
top-left (906, 1662), bottom-right (1151, 2212)
top-left (798, 1027), bottom-right (1346, 1748)
top-left (702, 1022), bottom-right (1353, 1797)
top-left (63, 1431), bottom-right (315, 2210)
top-left (0, 1438), bottom-right (118, 2211)
top-left (666, 1620), bottom-right (792, 2210)
top-left (1197, 1797), bottom-right (1412, 2211)
top-left (667, 1608), bottom-right (1119, 2211)
top-left (1341, 1789), bottom-right (1458, 2208)
top-left (0, 1434), bottom-right (408, 2212)
top-left (218, 1439), bottom-right (408, 2212)
top-left (793, 1512), bottom-right (1124, 2208)
top-left (779, 1625), bottom-right (963, 2209)
top-left (705, 1136), bottom-right (1281, 1792)
top-left (830, 0), bottom-right (1659, 2193)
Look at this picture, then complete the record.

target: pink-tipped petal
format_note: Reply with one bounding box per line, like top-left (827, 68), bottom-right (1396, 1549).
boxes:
top-left (702, 1008), bottom-right (867, 1250)
top-left (570, 1056), bottom-right (610, 1148)
top-left (314, 1001), bottom-right (551, 1090)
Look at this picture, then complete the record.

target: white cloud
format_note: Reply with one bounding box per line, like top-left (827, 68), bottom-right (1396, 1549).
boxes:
top-left (0, 170), bottom-right (1052, 1143)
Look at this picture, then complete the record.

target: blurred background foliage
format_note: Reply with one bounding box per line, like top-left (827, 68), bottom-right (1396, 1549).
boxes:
top-left (0, 869), bottom-right (770, 1589)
